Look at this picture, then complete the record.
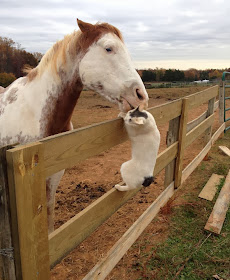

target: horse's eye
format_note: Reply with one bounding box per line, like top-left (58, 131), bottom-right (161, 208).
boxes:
top-left (106, 48), bottom-right (112, 53)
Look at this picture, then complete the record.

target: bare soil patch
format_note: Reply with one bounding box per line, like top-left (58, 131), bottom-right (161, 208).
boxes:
top-left (51, 86), bottom-right (221, 280)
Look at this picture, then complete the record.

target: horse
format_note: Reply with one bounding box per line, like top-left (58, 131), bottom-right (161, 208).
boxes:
top-left (0, 19), bottom-right (149, 233)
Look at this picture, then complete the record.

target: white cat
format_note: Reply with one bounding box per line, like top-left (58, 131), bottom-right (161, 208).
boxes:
top-left (115, 107), bottom-right (160, 191)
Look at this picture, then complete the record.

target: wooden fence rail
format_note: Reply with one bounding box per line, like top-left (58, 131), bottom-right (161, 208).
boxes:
top-left (0, 85), bottom-right (225, 280)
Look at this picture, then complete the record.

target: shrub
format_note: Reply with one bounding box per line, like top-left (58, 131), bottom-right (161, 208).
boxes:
top-left (0, 72), bottom-right (16, 87)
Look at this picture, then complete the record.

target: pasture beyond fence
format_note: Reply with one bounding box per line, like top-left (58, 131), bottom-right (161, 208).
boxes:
top-left (0, 85), bottom-right (226, 280)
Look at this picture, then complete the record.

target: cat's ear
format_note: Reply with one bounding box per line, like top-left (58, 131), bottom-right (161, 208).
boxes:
top-left (133, 118), bottom-right (144, 125)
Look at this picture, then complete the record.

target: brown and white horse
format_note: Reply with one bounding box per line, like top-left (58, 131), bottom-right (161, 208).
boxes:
top-left (0, 19), bottom-right (149, 232)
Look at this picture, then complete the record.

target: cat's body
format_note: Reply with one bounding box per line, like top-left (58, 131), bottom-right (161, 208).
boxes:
top-left (115, 107), bottom-right (160, 191)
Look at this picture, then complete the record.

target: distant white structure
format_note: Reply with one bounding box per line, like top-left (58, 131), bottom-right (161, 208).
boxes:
top-left (194, 79), bottom-right (209, 84)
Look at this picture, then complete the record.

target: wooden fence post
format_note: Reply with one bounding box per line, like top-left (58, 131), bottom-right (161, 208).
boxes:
top-left (219, 81), bottom-right (224, 124)
top-left (0, 146), bottom-right (16, 280)
top-left (6, 142), bottom-right (50, 280)
top-left (164, 116), bottom-right (180, 187)
top-left (204, 97), bottom-right (215, 143)
top-left (174, 98), bottom-right (189, 189)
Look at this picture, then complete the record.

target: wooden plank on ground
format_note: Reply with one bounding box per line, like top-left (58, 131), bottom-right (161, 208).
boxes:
top-left (205, 170), bottom-right (230, 234)
top-left (82, 182), bottom-right (175, 280)
top-left (198, 174), bottom-right (224, 201)
top-left (6, 143), bottom-right (50, 280)
top-left (219, 146), bottom-right (230, 157)
top-left (48, 142), bottom-right (178, 267)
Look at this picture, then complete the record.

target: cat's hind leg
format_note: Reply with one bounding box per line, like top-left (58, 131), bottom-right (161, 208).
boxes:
top-left (115, 184), bottom-right (134, 191)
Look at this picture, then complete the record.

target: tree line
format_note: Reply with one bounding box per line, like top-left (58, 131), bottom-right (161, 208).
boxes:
top-left (0, 36), bottom-right (42, 87)
top-left (0, 36), bottom-right (229, 87)
top-left (139, 67), bottom-right (228, 82)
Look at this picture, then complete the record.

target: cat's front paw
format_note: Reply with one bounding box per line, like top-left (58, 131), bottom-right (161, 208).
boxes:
top-left (115, 184), bottom-right (132, 191)
top-left (118, 112), bottom-right (126, 119)
top-left (115, 184), bottom-right (123, 191)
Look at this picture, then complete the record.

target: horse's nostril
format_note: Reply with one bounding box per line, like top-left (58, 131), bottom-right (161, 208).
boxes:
top-left (136, 89), bottom-right (144, 100)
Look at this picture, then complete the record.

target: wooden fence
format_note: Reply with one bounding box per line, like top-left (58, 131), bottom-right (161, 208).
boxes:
top-left (0, 85), bottom-right (226, 280)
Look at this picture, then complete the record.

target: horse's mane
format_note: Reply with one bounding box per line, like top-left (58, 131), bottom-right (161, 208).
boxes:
top-left (25, 22), bottom-right (123, 82)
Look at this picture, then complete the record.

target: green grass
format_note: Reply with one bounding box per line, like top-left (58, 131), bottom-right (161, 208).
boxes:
top-left (135, 192), bottom-right (230, 279)
top-left (133, 132), bottom-right (230, 280)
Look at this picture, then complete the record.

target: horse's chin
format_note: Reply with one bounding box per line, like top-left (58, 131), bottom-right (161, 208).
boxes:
top-left (118, 98), bottom-right (134, 112)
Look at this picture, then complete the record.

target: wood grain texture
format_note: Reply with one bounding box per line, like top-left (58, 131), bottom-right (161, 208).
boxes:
top-left (6, 143), bottom-right (50, 280)
top-left (41, 100), bottom-right (183, 177)
top-left (204, 97), bottom-right (215, 143)
top-left (0, 146), bottom-right (16, 280)
top-left (175, 98), bottom-right (189, 188)
top-left (188, 86), bottom-right (218, 110)
top-left (148, 99), bottom-right (182, 125)
top-left (185, 114), bottom-right (215, 148)
top-left (164, 117), bottom-right (180, 187)
top-left (82, 182), bottom-right (175, 280)
top-left (42, 118), bottom-right (128, 177)
top-left (182, 123), bottom-right (225, 184)
top-left (49, 186), bottom-right (141, 268)
top-left (187, 100), bottom-right (218, 133)
top-left (219, 146), bottom-right (230, 157)
top-left (205, 170), bottom-right (230, 234)
top-left (219, 82), bottom-right (224, 124)
top-left (198, 174), bottom-right (224, 201)
top-left (48, 141), bottom-right (178, 267)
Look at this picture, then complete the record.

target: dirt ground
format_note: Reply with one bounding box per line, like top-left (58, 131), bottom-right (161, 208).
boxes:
top-left (50, 86), bottom-right (221, 280)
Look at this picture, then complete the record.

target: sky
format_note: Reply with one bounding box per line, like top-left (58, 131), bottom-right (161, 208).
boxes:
top-left (1, 0), bottom-right (230, 70)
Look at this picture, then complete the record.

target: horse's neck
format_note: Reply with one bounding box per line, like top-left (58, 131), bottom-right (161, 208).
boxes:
top-left (38, 66), bottom-right (83, 136)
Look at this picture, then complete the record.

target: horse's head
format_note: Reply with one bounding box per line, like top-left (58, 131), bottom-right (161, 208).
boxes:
top-left (77, 19), bottom-right (149, 112)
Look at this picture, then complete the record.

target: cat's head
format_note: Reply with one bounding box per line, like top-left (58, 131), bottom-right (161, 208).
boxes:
top-left (124, 106), bottom-right (148, 126)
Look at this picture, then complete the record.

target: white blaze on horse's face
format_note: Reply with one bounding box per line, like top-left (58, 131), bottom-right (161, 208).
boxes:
top-left (79, 33), bottom-right (149, 112)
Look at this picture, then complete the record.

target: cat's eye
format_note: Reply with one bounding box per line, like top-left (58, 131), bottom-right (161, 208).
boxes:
top-left (106, 47), bottom-right (112, 53)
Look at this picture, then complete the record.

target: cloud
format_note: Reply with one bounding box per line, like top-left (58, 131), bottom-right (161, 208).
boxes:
top-left (1, 0), bottom-right (230, 69)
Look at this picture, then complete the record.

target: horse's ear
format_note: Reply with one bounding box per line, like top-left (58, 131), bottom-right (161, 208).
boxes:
top-left (77, 19), bottom-right (94, 33)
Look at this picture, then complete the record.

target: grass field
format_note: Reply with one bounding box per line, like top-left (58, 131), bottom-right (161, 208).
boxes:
top-left (131, 132), bottom-right (230, 280)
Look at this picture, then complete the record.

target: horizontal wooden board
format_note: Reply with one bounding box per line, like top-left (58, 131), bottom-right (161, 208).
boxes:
top-left (187, 100), bottom-right (219, 133)
top-left (198, 174), bottom-right (224, 201)
top-left (42, 118), bottom-right (128, 177)
top-left (40, 88), bottom-right (216, 177)
top-left (48, 141), bottom-right (178, 267)
top-left (185, 114), bottom-right (215, 148)
top-left (205, 169), bottom-right (230, 234)
top-left (83, 182), bottom-right (175, 280)
top-left (182, 123), bottom-right (225, 184)
top-left (211, 123), bottom-right (225, 144)
top-left (49, 186), bottom-right (141, 268)
top-left (148, 99), bottom-right (182, 125)
top-left (188, 86), bottom-right (218, 110)
top-left (154, 142), bottom-right (178, 176)
top-left (42, 100), bottom-right (182, 177)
